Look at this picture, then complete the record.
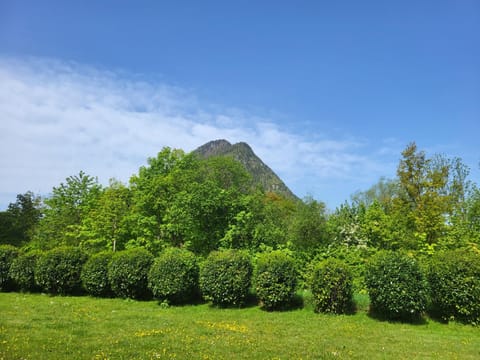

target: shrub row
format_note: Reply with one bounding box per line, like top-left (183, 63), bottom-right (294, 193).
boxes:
top-left (0, 245), bottom-right (351, 311)
top-left (1, 244), bottom-right (479, 323)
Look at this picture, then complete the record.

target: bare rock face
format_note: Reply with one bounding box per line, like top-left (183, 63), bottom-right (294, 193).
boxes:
top-left (194, 139), bottom-right (233, 157)
top-left (193, 139), bottom-right (298, 200)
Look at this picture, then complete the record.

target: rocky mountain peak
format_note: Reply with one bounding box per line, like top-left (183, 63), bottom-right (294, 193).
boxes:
top-left (193, 139), bottom-right (298, 200)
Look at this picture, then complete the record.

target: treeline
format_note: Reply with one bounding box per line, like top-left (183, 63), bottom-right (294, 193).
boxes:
top-left (0, 142), bottom-right (480, 322)
top-left (2, 142), bottom-right (480, 256)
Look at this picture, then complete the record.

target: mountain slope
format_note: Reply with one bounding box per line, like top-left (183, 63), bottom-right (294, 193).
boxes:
top-left (193, 139), bottom-right (298, 200)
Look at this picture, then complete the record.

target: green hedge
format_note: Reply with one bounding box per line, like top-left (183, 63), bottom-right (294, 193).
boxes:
top-left (310, 258), bottom-right (354, 314)
top-left (81, 251), bottom-right (114, 297)
top-left (0, 245), bottom-right (19, 291)
top-left (35, 247), bottom-right (88, 295)
top-left (200, 249), bottom-right (252, 307)
top-left (427, 249), bottom-right (480, 325)
top-left (365, 251), bottom-right (428, 321)
top-left (148, 247), bottom-right (199, 304)
top-left (108, 248), bottom-right (154, 300)
top-left (255, 250), bottom-right (297, 310)
top-left (9, 250), bottom-right (42, 292)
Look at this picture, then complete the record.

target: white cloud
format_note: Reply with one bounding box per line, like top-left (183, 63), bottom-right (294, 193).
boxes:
top-left (0, 56), bottom-right (396, 209)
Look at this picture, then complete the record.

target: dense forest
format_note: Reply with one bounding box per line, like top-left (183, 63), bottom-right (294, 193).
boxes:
top-left (2, 141), bottom-right (479, 257)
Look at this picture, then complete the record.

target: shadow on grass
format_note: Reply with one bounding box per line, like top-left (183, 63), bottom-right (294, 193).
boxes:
top-left (367, 308), bottom-right (428, 325)
top-left (310, 300), bottom-right (357, 316)
top-left (425, 307), bottom-right (449, 324)
top-left (154, 291), bottom-right (207, 308)
top-left (256, 293), bottom-right (306, 312)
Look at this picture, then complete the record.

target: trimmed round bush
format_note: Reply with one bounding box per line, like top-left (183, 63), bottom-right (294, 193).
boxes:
top-left (199, 249), bottom-right (252, 307)
top-left (310, 258), bottom-right (354, 314)
top-left (0, 245), bottom-right (19, 291)
top-left (108, 248), bottom-right (154, 300)
top-left (365, 251), bottom-right (428, 321)
top-left (9, 250), bottom-right (42, 292)
top-left (255, 250), bottom-right (297, 310)
top-left (81, 251), bottom-right (114, 297)
top-left (35, 247), bottom-right (88, 295)
top-left (427, 249), bottom-right (480, 325)
top-left (148, 247), bottom-right (198, 304)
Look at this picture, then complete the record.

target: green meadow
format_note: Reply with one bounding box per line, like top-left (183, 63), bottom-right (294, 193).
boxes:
top-left (1, 292), bottom-right (479, 360)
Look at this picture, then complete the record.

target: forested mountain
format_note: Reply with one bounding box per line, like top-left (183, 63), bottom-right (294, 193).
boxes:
top-left (194, 139), bottom-right (298, 200)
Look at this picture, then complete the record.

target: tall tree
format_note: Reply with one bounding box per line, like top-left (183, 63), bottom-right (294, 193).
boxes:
top-left (33, 171), bottom-right (101, 249)
top-left (81, 179), bottom-right (132, 253)
top-left (393, 142), bottom-right (471, 249)
top-left (351, 177), bottom-right (399, 212)
top-left (128, 147), bottom-right (192, 248)
top-left (0, 192), bottom-right (42, 247)
top-left (160, 156), bottom-right (252, 254)
top-left (289, 196), bottom-right (327, 251)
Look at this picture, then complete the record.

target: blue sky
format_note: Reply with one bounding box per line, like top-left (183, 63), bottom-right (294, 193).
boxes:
top-left (0, 0), bottom-right (479, 210)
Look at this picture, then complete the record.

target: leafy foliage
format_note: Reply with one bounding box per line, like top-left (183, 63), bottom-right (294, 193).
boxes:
top-left (394, 143), bottom-right (462, 248)
top-left (199, 249), bottom-right (252, 307)
top-left (326, 202), bottom-right (367, 248)
top-left (309, 245), bottom-right (375, 293)
top-left (107, 248), bottom-right (154, 299)
top-left (160, 156), bottom-right (252, 254)
top-left (427, 249), bottom-right (480, 325)
top-left (365, 251), bottom-right (428, 321)
top-left (148, 247), bottom-right (199, 304)
top-left (81, 251), bottom-right (114, 297)
top-left (80, 180), bottom-right (132, 253)
top-left (255, 250), bottom-right (298, 310)
top-left (33, 171), bottom-right (101, 249)
top-left (289, 197), bottom-right (327, 251)
top-left (0, 245), bottom-right (19, 291)
top-left (34, 247), bottom-right (88, 295)
top-left (310, 258), bottom-right (354, 314)
top-left (0, 192), bottom-right (42, 247)
top-left (3, 142), bottom-right (480, 325)
top-left (9, 250), bottom-right (42, 292)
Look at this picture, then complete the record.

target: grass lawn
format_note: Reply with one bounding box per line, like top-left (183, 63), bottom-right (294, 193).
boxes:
top-left (0, 292), bottom-right (479, 359)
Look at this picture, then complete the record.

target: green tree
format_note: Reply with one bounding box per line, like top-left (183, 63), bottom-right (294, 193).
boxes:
top-left (33, 171), bottom-right (101, 249)
top-left (441, 159), bottom-right (478, 247)
top-left (465, 187), bottom-right (480, 244)
top-left (394, 142), bottom-right (471, 249)
top-left (351, 177), bottom-right (398, 211)
top-left (361, 200), bottom-right (401, 249)
top-left (326, 202), bottom-right (367, 248)
top-left (128, 148), bottom-right (195, 252)
top-left (289, 196), bottom-right (327, 251)
top-left (81, 179), bottom-right (132, 253)
top-left (130, 147), bottom-right (189, 226)
top-left (221, 190), bottom-right (297, 251)
top-left (161, 156), bottom-right (252, 254)
top-left (0, 192), bottom-right (42, 247)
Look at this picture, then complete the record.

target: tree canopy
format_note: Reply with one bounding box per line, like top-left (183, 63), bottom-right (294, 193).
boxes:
top-left (1, 142), bottom-right (478, 258)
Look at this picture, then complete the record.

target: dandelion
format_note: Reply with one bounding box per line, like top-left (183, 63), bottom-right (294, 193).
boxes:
top-left (134, 328), bottom-right (170, 337)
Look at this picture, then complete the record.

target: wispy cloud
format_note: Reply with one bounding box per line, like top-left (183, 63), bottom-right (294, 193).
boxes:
top-left (0, 56), bottom-right (396, 209)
